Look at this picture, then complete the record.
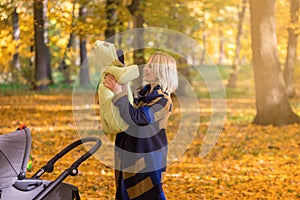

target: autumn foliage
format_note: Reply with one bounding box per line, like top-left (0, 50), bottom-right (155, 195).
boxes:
top-left (0, 89), bottom-right (299, 199)
top-left (1, 0), bottom-right (300, 198)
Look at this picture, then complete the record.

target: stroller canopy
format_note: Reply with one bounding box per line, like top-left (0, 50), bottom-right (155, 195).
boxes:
top-left (0, 128), bottom-right (31, 189)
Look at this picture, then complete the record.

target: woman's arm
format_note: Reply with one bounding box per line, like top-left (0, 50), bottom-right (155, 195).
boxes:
top-left (104, 74), bottom-right (170, 126)
top-left (112, 91), bottom-right (170, 126)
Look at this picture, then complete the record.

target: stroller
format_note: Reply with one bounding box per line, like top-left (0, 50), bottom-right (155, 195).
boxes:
top-left (0, 126), bottom-right (101, 200)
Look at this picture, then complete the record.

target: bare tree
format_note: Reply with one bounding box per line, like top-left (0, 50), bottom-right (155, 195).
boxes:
top-left (249, 0), bottom-right (300, 125)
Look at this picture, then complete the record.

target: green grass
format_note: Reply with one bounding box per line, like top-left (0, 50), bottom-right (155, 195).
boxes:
top-left (1, 63), bottom-right (299, 101)
top-left (190, 64), bottom-right (255, 99)
top-left (0, 83), bottom-right (30, 90)
top-left (0, 83), bottom-right (74, 96)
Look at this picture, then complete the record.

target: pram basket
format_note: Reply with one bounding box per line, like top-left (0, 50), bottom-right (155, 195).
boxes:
top-left (0, 127), bottom-right (101, 200)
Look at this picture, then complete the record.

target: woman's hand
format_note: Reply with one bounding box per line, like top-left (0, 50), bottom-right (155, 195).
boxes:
top-left (104, 73), bottom-right (123, 94)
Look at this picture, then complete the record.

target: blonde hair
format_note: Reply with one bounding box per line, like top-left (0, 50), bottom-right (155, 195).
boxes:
top-left (147, 52), bottom-right (178, 93)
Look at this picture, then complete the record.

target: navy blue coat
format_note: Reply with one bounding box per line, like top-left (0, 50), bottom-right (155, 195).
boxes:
top-left (112, 83), bottom-right (172, 200)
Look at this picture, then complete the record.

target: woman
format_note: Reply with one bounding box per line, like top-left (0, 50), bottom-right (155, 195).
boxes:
top-left (104, 52), bottom-right (178, 200)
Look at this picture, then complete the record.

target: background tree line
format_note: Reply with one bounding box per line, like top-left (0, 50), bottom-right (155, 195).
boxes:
top-left (0, 0), bottom-right (299, 125)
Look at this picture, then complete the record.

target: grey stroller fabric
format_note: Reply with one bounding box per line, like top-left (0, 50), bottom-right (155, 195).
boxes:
top-left (1, 179), bottom-right (79, 200)
top-left (0, 128), bottom-right (31, 189)
top-left (0, 127), bottom-right (100, 200)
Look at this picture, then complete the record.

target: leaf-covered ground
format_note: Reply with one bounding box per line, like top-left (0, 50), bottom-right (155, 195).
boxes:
top-left (0, 90), bottom-right (299, 199)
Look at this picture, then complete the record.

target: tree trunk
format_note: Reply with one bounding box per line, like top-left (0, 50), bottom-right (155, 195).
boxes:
top-left (79, 4), bottom-right (90, 86)
top-left (12, 7), bottom-right (20, 71)
top-left (34, 0), bottom-right (51, 90)
top-left (219, 30), bottom-right (224, 65)
top-left (250, 0), bottom-right (300, 125)
top-left (228, 0), bottom-right (247, 88)
top-left (105, 0), bottom-right (121, 41)
top-left (60, 32), bottom-right (75, 84)
top-left (12, 6), bottom-right (20, 83)
top-left (44, 0), bottom-right (52, 85)
top-left (284, 0), bottom-right (300, 97)
top-left (200, 14), bottom-right (207, 66)
top-left (60, 0), bottom-right (76, 84)
top-left (128, 0), bottom-right (146, 89)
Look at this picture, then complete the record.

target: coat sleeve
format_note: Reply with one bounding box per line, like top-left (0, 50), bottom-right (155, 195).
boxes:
top-left (112, 92), bottom-right (170, 126)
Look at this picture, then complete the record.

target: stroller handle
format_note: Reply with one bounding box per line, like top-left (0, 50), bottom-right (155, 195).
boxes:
top-left (32, 137), bottom-right (101, 178)
top-left (32, 137), bottom-right (101, 200)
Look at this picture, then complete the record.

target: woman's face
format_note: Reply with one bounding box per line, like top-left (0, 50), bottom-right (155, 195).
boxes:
top-left (143, 64), bottom-right (157, 82)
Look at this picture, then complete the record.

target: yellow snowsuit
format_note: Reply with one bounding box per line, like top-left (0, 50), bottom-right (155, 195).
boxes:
top-left (94, 41), bottom-right (139, 134)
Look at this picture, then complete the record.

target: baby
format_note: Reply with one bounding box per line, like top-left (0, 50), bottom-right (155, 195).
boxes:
top-left (94, 41), bottom-right (139, 134)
